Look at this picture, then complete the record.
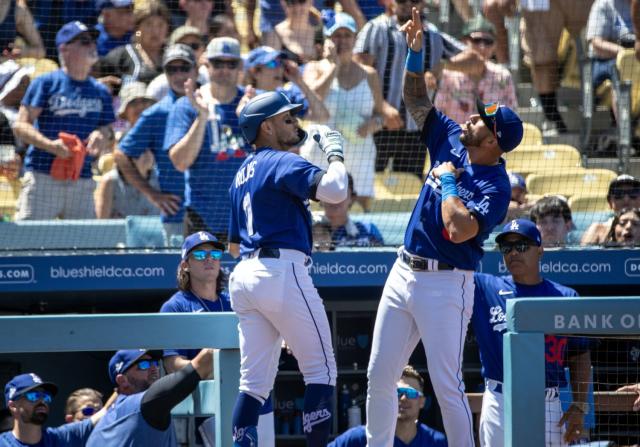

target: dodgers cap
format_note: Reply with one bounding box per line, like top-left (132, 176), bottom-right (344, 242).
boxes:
top-left (207, 37), bottom-right (241, 60)
top-left (508, 171), bottom-right (526, 191)
top-left (495, 218), bottom-right (542, 246)
top-left (181, 231), bottom-right (225, 260)
top-left (56, 21), bottom-right (99, 47)
top-left (244, 46), bottom-right (285, 69)
top-left (108, 349), bottom-right (161, 384)
top-left (5, 373), bottom-right (58, 405)
top-left (476, 99), bottom-right (523, 153)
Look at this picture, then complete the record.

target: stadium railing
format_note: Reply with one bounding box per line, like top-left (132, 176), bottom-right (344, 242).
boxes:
top-left (0, 313), bottom-right (239, 446)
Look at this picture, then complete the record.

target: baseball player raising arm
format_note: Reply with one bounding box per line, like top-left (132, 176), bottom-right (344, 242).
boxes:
top-left (365, 7), bottom-right (523, 447)
top-left (228, 91), bottom-right (348, 447)
top-left (473, 219), bottom-right (592, 447)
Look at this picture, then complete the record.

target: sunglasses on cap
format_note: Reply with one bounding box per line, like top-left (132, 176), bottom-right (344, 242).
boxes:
top-left (135, 359), bottom-right (160, 371)
top-left (79, 406), bottom-right (98, 417)
top-left (22, 390), bottom-right (53, 404)
top-left (610, 188), bottom-right (640, 200)
top-left (397, 387), bottom-right (423, 399)
top-left (210, 59), bottom-right (240, 69)
top-left (165, 64), bottom-right (192, 75)
top-left (470, 36), bottom-right (495, 46)
top-left (481, 102), bottom-right (499, 138)
top-left (190, 249), bottom-right (223, 261)
top-left (259, 59), bottom-right (281, 69)
top-left (498, 240), bottom-right (534, 255)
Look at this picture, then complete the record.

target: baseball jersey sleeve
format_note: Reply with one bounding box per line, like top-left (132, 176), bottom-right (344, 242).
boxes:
top-left (46, 419), bottom-right (93, 446)
top-left (328, 425), bottom-right (367, 446)
top-left (163, 97), bottom-right (197, 151)
top-left (464, 177), bottom-right (510, 233)
top-left (273, 153), bottom-right (324, 200)
top-left (421, 109), bottom-right (462, 162)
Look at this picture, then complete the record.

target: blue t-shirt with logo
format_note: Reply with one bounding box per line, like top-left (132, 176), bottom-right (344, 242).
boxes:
top-left (403, 109), bottom-right (510, 270)
top-left (21, 69), bottom-right (115, 178)
top-left (119, 90), bottom-right (185, 223)
top-left (95, 23), bottom-right (132, 57)
top-left (86, 393), bottom-right (176, 447)
top-left (0, 419), bottom-right (92, 446)
top-left (163, 88), bottom-right (247, 233)
top-left (328, 424), bottom-right (447, 447)
top-left (472, 273), bottom-right (591, 387)
top-left (228, 148), bottom-right (324, 256)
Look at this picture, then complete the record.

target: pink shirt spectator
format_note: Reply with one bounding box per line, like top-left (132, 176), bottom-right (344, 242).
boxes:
top-left (435, 61), bottom-right (518, 124)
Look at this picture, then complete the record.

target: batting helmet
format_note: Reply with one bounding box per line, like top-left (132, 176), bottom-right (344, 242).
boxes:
top-left (239, 91), bottom-right (304, 144)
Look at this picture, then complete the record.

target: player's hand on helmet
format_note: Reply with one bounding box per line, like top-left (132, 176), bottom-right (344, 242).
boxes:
top-left (311, 125), bottom-right (344, 162)
top-left (431, 161), bottom-right (464, 179)
top-left (184, 78), bottom-right (208, 118)
top-left (399, 7), bottom-right (423, 52)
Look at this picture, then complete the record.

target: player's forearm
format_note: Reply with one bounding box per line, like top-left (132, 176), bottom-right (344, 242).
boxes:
top-left (169, 115), bottom-right (207, 172)
top-left (163, 355), bottom-right (194, 374)
top-left (590, 37), bottom-right (623, 60)
top-left (568, 350), bottom-right (591, 409)
top-left (13, 121), bottom-right (58, 154)
top-left (441, 198), bottom-right (479, 243)
top-left (403, 49), bottom-right (433, 130)
top-left (316, 161), bottom-right (348, 204)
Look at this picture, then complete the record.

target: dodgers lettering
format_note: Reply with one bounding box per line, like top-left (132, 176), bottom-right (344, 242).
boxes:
top-left (303, 409), bottom-right (331, 433)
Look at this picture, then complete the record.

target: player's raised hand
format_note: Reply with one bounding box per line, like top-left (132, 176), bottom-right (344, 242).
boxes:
top-left (184, 78), bottom-right (208, 117)
top-left (399, 7), bottom-right (423, 52)
top-left (431, 161), bottom-right (464, 179)
top-left (312, 125), bottom-right (344, 162)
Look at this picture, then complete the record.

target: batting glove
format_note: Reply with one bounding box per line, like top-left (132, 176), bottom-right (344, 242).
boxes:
top-left (312, 125), bottom-right (344, 162)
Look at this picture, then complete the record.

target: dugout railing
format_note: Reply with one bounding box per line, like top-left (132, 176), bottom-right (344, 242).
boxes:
top-left (504, 297), bottom-right (640, 446)
top-left (0, 313), bottom-right (239, 446)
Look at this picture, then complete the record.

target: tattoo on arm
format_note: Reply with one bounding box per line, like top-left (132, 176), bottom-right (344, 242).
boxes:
top-left (403, 72), bottom-right (433, 129)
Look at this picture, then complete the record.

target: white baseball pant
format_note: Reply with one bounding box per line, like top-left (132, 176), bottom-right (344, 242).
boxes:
top-left (229, 249), bottom-right (337, 401)
top-left (366, 257), bottom-right (475, 447)
top-left (480, 380), bottom-right (567, 447)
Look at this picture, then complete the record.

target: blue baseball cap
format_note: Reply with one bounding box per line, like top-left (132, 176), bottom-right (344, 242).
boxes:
top-left (495, 219), bottom-right (542, 246)
top-left (476, 99), bottom-right (523, 153)
top-left (55, 21), bottom-right (99, 47)
top-left (181, 231), bottom-right (225, 260)
top-left (96, 0), bottom-right (133, 11)
top-left (323, 12), bottom-right (357, 36)
top-left (5, 373), bottom-right (58, 405)
top-left (245, 46), bottom-right (285, 69)
top-left (108, 349), bottom-right (161, 384)
top-left (508, 171), bottom-right (526, 191)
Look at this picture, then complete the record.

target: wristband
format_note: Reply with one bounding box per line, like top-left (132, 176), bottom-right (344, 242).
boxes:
top-left (440, 172), bottom-right (458, 201)
top-left (405, 48), bottom-right (424, 74)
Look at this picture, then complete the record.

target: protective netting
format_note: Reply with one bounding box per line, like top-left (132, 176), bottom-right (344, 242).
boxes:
top-left (0, 0), bottom-right (638, 251)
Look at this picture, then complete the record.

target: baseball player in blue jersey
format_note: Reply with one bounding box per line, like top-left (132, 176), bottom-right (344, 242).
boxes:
top-left (365, 8), bottom-right (524, 447)
top-left (473, 219), bottom-right (591, 447)
top-left (228, 91), bottom-right (348, 447)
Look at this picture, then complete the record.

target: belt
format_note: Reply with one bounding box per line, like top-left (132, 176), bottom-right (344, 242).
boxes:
top-left (485, 379), bottom-right (559, 399)
top-left (246, 248), bottom-right (311, 266)
top-left (256, 247), bottom-right (280, 259)
top-left (399, 249), bottom-right (454, 271)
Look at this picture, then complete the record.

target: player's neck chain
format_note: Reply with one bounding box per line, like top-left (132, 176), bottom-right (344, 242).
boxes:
top-left (191, 290), bottom-right (223, 312)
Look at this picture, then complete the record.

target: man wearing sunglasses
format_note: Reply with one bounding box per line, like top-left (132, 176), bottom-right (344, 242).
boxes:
top-left (366, 9), bottom-right (523, 447)
top-left (582, 174), bottom-right (640, 245)
top-left (13, 21), bottom-right (115, 221)
top-left (330, 366), bottom-right (446, 446)
top-left (1, 372), bottom-right (107, 446)
top-left (473, 219), bottom-right (591, 446)
top-left (166, 37), bottom-right (249, 241)
top-left (87, 348), bottom-right (213, 446)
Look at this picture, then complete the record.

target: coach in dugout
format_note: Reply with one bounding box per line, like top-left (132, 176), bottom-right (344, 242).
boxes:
top-left (472, 219), bottom-right (592, 447)
top-left (86, 348), bottom-right (212, 446)
top-left (13, 21), bottom-right (114, 220)
top-left (1, 373), bottom-right (107, 446)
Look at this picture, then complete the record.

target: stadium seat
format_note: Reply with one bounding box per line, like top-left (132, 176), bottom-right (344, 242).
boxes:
top-left (572, 211), bottom-right (613, 233)
top-left (125, 215), bottom-right (167, 248)
top-left (616, 49), bottom-right (640, 118)
top-left (373, 172), bottom-right (422, 212)
top-left (521, 122), bottom-right (543, 146)
top-left (526, 169), bottom-right (618, 199)
top-left (569, 194), bottom-right (611, 213)
top-left (504, 144), bottom-right (582, 177)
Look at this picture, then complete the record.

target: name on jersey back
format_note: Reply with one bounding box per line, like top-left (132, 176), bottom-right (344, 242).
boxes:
top-left (235, 160), bottom-right (257, 187)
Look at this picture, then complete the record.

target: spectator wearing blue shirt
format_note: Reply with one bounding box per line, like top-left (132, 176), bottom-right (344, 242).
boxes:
top-left (322, 173), bottom-right (384, 247)
top-left (329, 366), bottom-right (447, 447)
top-left (13, 21), bottom-right (115, 220)
top-left (114, 44), bottom-right (199, 240)
top-left (165, 37), bottom-right (249, 240)
top-left (95, 0), bottom-right (134, 57)
top-left (87, 349), bottom-right (213, 447)
top-left (1, 373), bottom-right (107, 446)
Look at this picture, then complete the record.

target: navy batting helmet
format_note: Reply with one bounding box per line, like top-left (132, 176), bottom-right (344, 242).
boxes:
top-left (239, 91), bottom-right (304, 144)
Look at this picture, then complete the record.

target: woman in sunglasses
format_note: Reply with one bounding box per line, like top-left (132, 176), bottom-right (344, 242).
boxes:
top-left (159, 231), bottom-right (277, 446)
top-left (434, 16), bottom-right (517, 126)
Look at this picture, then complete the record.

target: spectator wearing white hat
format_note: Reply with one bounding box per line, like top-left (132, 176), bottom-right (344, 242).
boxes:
top-left (116, 81), bottom-right (157, 132)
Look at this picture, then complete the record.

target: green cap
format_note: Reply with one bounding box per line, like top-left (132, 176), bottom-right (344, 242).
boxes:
top-left (462, 16), bottom-right (496, 37)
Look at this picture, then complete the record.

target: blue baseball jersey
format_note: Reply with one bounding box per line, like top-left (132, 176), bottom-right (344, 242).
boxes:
top-left (404, 109), bottom-right (510, 270)
top-left (228, 148), bottom-right (324, 256)
top-left (472, 274), bottom-right (590, 388)
top-left (119, 90), bottom-right (185, 223)
top-left (328, 424), bottom-right (447, 447)
top-left (86, 393), bottom-right (176, 447)
top-left (0, 419), bottom-right (92, 446)
top-left (21, 69), bottom-right (115, 178)
top-left (331, 220), bottom-right (384, 247)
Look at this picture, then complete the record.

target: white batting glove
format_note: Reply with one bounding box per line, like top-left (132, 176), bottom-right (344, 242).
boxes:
top-left (311, 125), bottom-right (344, 162)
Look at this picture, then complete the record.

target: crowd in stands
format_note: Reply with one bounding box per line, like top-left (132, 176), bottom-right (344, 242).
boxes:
top-left (0, 0), bottom-right (639, 249)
